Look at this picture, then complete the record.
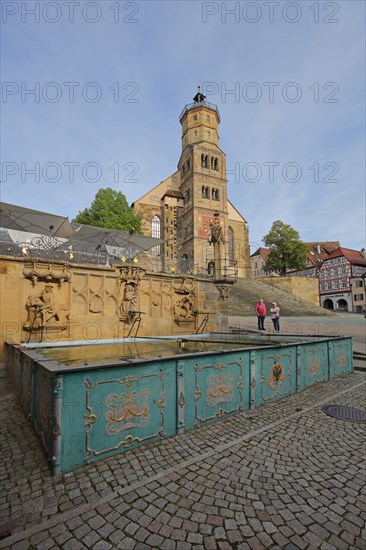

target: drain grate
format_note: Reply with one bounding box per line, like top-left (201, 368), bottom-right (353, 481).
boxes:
top-left (321, 404), bottom-right (366, 424)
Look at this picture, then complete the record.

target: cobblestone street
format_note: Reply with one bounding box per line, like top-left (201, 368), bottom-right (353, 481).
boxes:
top-left (1, 366), bottom-right (365, 549)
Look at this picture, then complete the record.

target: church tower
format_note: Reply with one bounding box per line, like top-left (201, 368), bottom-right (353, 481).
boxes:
top-left (132, 88), bottom-right (250, 279)
top-left (178, 88), bottom-right (229, 274)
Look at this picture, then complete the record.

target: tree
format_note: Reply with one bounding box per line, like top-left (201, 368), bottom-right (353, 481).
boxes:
top-left (73, 188), bottom-right (142, 233)
top-left (263, 220), bottom-right (308, 276)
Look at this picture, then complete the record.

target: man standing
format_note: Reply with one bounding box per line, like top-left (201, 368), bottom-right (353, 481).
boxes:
top-left (255, 298), bottom-right (266, 330)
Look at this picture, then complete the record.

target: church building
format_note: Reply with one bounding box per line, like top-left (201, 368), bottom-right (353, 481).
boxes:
top-left (132, 89), bottom-right (250, 279)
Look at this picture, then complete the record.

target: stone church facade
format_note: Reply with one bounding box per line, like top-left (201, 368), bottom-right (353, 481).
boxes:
top-left (132, 89), bottom-right (250, 279)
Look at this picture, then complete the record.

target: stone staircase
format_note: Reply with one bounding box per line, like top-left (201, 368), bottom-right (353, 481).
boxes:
top-left (229, 278), bottom-right (335, 317)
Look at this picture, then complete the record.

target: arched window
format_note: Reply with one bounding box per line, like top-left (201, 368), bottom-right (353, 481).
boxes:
top-left (212, 188), bottom-right (219, 200)
top-left (207, 261), bottom-right (215, 276)
top-left (202, 185), bottom-right (209, 198)
top-left (214, 158), bottom-right (219, 170)
top-left (187, 158), bottom-right (190, 171)
top-left (228, 226), bottom-right (234, 264)
top-left (151, 215), bottom-right (161, 258)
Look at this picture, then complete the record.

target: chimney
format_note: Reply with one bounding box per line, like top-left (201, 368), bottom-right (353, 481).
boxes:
top-left (316, 244), bottom-right (321, 254)
top-left (361, 248), bottom-right (366, 259)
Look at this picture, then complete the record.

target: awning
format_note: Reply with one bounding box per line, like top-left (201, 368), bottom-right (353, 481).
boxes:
top-left (0, 203), bottom-right (165, 259)
top-left (0, 202), bottom-right (74, 239)
top-left (71, 223), bottom-right (165, 251)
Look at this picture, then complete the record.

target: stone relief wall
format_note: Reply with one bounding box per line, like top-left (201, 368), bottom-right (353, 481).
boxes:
top-left (0, 257), bottom-right (229, 356)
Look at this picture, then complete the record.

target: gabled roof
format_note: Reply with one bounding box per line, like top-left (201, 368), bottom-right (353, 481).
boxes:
top-left (305, 241), bottom-right (340, 266)
top-left (250, 247), bottom-right (270, 260)
top-left (325, 247), bottom-right (366, 266)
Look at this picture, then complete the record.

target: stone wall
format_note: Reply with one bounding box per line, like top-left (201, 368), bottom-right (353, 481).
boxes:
top-left (258, 276), bottom-right (319, 306)
top-left (0, 256), bottom-right (230, 360)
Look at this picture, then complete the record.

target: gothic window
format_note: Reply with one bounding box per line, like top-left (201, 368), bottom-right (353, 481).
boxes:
top-left (214, 157), bottom-right (219, 170)
top-left (228, 226), bottom-right (234, 264)
top-left (151, 215), bottom-right (161, 258)
top-left (201, 154), bottom-right (208, 168)
top-left (207, 261), bottom-right (215, 276)
top-left (212, 188), bottom-right (219, 200)
top-left (181, 165), bottom-right (185, 177)
top-left (187, 158), bottom-right (190, 171)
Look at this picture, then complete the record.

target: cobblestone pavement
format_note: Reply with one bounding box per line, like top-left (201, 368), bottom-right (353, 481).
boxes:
top-left (0, 371), bottom-right (365, 549)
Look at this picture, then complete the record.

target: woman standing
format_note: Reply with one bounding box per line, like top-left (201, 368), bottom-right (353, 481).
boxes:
top-left (270, 302), bottom-right (280, 332)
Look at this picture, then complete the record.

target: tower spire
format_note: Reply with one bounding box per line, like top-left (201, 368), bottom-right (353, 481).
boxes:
top-left (193, 84), bottom-right (206, 104)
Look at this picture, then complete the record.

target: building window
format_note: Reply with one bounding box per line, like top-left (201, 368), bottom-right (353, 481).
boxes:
top-left (206, 115), bottom-right (210, 121)
top-left (202, 185), bottom-right (209, 198)
top-left (193, 115), bottom-right (197, 121)
top-left (201, 154), bottom-right (208, 168)
top-left (151, 215), bottom-right (161, 258)
top-left (354, 294), bottom-right (364, 301)
top-left (212, 188), bottom-right (219, 200)
top-left (355, 280), bottom-right (363, 287)
top-left (342, 282), bottom-right (347, 288)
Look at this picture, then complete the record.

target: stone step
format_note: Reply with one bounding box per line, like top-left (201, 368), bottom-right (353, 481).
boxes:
top-left (229, 278), bottom-right (334, 317)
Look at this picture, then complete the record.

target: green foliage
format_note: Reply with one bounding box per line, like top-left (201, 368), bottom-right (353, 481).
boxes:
top-left (73, 188), bottom-right (142, 233)
top-left (263, 220), bottom-right (308, 275)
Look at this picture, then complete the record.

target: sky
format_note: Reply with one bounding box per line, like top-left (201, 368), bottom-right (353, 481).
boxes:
top-left (1, 0), bottom-right (365, 252)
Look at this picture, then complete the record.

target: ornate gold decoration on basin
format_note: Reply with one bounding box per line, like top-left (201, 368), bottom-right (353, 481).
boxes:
top-left (268, 363), bottom-right (285, 390)
top-left (337, 351), bottom-right (346, 369)
top-left (105, 390), bottom-right (150, 435)
top-left (123, 376), bottom-right (135, 387)
top-left (194, 388), bottom-right (202, 401)
top-left (157, 397), bottom-right (166, 409)
top-left (206, 372), bottom-right (233, 407)
top-left (84, 413), bottom-right (97, 427)
top-left (309, 356), bottom-right (321, 376)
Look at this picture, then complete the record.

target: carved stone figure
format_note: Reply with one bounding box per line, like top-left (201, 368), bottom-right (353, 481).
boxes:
top-left (174, 296), bottom-right (197, 321)
top-left (119, 283), bottom-right (139, 321)
top-left (24, 285), bottom-right (69, 329)
top-left (173, 277), bottom-right (194, 295)
top-left (118, 266), bottom-right (145, 323)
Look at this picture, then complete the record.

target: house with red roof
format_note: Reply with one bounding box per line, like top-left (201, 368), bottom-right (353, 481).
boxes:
top-left (318, 247), bottom-right (366, 312)
top-left (251, 242), bottom-right (340, 279)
